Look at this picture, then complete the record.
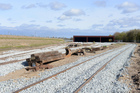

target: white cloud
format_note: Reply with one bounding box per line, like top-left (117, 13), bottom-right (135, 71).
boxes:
top-left (57, 24), bottom-right (65, 27)
top-left (73, 18), bottom-right (82, 21)
top-left (16, 24), bottom-right (40, 30)
top-left (0, 3), bottom-right (12, 10)
top-left (107, 16), bottom-right (140, 28)
top-left (91, 24), bottom-right (104, 30)
top-left (58, 15), bottom-right (71, 20)
top-left (37, 3), bottom-right (47, 8)
top-left (58, 9), bottom-right (85, 21)
top-left (64, 9), bottom-right (85, 16)
top-left (92, 24), bottom-right (103, 28)
top-left (46, 20), bottom-right (52, 23)
top-left (22, 3), bottom-right (48, 9)
top-left (30, 20), bottom-right (36, 22)
top-left (7, 18), bottom-right (12, 21)
top-left (116, 2), bottom-right (140, 13)
top-left (49, 1), bottom-right (66, 10)
top-left (94, 1), bottom-right (106, 7)
top-left (22, 4), bottom-right (36, 9)
top-left (120, 25), bottom-right (128, 28)
top-left (108, 14), bottom-right (113, 17)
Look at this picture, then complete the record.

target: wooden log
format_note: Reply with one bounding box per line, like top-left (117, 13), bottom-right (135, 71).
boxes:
top-left (26, 58), bottom-right (32, 66)
top-left (41, 54), bottom-right (64, 61)
top-left (31, 51), bottom-right (59, 57)
top-left (67, 43), bottom-right (81, 48)
top-left (27, 51), bottom-right (65, 67)
top-left (42, 54), bottom-right (65, 63)
top-left (31, 51), bottom-right (60, 60)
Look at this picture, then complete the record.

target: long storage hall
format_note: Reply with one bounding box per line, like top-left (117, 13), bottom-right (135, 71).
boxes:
top-left (73, 36), bottom-right (114, 42)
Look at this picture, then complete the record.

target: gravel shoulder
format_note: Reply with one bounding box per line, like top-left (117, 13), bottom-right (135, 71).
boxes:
top-left (119, 43), bottom-right (140, 93)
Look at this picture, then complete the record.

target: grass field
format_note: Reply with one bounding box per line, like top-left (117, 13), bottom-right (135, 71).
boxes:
top-left (0, 35), bottom-right (65, 51)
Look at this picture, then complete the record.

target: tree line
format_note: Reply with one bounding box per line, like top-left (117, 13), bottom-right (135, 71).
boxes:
top-left (113, 29), bottom-right (140, 42)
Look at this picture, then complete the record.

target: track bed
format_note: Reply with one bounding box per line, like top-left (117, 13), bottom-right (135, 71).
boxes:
top-left (0, 43), bottom-right (136, 93)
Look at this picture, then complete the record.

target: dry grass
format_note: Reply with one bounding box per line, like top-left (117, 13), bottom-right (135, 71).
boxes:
top-left (0, 35), bottom-right (64, 51)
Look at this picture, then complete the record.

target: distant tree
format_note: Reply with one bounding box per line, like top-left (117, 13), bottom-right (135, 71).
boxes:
top-left (114, 32), bottom-right (120, 40)
top-left (120, 32), bottom-right (127, 42)
top-left (70, 37), bottom-right (73, 40)
top-left (114, 29), bottom-right (140, 42)
top-left (133, 29), bottom-right (138, 43)
top-left (137, 30), bottom-right (140, 42)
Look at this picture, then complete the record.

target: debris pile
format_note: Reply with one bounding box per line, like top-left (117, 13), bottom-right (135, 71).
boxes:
top-left (26, 51), bottom-right (65, 71)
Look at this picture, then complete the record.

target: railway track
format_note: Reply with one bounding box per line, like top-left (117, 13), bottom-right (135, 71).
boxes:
top-left (0, 49), bottom-right (36, 59)
top-left (0, 44), bottom-right (119, 76)
top-left (0, 51), bottom-right (31, 60)
top-left (0, 44), bottom-right (123, 66)
top-left (13, 45), bottom-right (131, 93)
top-left (0, 59), bottom-right (25, 66)
top-left (0, 50), bottom-right (37, 66)
top-left (73, 47), bottom-right (129, 93)
top-left (0, 50), bottom-right (62, 66)
top-left (0, 45), bottom-right (66, 59)
top-left (0, 46), bottom-right (66, 65)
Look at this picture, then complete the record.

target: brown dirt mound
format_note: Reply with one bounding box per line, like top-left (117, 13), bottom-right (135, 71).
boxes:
top-left (131, 72), bottom-right (140, 89)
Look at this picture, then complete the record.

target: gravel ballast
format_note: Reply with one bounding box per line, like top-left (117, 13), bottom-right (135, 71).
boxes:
top-left (20, 44), bottom-right (135, 93)
top-left (0, 43), bottom-right (116, 76)
top-left (0, 44), bottom-right (135, 93)
top-left (79, 44), bottom-right (136, 93)
top-left (0, 45), bottom-right (66, 76)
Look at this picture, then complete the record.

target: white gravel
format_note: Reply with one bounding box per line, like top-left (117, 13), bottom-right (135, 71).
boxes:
top-left (0, 61), bottom-right (25, 76)
top-left (20, 44), bottom-right (133, 93)
top-left (79, 44), bottom-right (136, 93)
top-left (0, 44), bottom-right (135, 93)
top-left (0, 44), bottom-right (66, 59)
top-left (0, 45), bottom-right (66, 76)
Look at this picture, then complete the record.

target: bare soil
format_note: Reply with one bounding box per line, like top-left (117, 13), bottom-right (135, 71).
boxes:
top-left (0, 43), bottom-right (125, 82)
top-left (118, 43), bottom-right (140, 93)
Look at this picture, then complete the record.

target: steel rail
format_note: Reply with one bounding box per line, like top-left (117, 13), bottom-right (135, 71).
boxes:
top-left (0, 51), bottom-right (38, 66)
top-left (0, 59), bottom-right (25, 66)
top-left (73, 47), bottom-right (130, 93)
top-left (13, 46), bottom-right (126, 93)
top-left (0, 45), bottom-right (124, 66)
top-left (0, 50), bottom-right (36, 60)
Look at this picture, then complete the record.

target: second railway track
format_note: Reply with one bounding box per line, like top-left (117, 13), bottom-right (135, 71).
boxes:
top-left (0, 45), bottom-right (66, 65)
top-left (0, 44), bottom-right (122, 76)
top-left (11, 44), bottom-right (136, 93)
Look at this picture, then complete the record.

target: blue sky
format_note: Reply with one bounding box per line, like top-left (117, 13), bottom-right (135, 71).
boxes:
top-left (0, 0), bottom-right (140, 37)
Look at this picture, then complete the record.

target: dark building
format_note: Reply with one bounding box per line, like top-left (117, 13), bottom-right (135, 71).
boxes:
top-left (73, 36), bottom-right (114, 42)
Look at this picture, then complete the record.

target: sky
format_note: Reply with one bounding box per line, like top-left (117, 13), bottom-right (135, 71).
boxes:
top-left (0, 0), bottom-right (140, 37)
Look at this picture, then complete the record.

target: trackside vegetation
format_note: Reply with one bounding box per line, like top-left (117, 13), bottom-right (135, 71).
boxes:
top-left (114, 29), bottom-right (140, 42)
